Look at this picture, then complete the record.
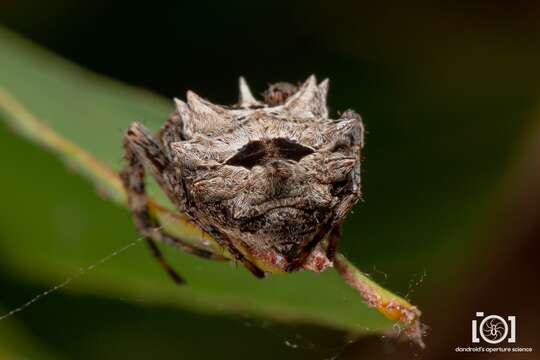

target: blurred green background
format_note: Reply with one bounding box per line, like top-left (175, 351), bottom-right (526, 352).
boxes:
top-left (1, 1), bottom-right (540, 359)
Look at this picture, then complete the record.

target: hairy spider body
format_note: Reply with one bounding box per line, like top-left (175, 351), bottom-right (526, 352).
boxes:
top-left (121, 75), bottom-right (364, 282)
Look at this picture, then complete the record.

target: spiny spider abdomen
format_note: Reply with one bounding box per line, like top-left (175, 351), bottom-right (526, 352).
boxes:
top-left (121, 75), bottom-right (364, 282)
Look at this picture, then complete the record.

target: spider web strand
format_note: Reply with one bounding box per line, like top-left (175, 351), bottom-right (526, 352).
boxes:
top-left (0, 234), bottom-right (148, 321)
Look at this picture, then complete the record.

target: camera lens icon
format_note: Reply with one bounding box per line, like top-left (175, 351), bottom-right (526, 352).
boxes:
top-left (472, 312), bottom-right (516, 344)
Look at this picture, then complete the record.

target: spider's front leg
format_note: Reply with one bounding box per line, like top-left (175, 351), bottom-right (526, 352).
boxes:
top-left (120, 122), bottom-right (226, 284)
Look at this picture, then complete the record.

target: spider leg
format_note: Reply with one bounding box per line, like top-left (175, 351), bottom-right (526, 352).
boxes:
top-left (145, 238), bottom-right (184, 284)
top-left (157, 111), bottom-right (185, 156)
top-left (121, 122), bottom-right (227, 283)
top-left (326, 223), bottom-right (342, 261)
top-left (284, 220), bottom-right (335, 272)
top-left (208, 231), bottom-right (266, 278)
top-left (284, 218), bottom-right (344, 273)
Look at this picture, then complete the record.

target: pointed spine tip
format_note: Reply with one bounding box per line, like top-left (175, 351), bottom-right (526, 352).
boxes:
top-left (239, 76), bottom-right (249, 89)
top-left (186, 90), bottom-right (222, 114)
top-left (174, 97), bottom-right (184, 106)
top-left (186, 90), bottom-right (199, 105)
top-left (304, 75), bottom-right (317, 87)
top-left (283, 75), bottom-right (329, 117)
top-left (174, 97), bottom-right (189, 113)
top-left (239, 76), bottom-right (260, 107)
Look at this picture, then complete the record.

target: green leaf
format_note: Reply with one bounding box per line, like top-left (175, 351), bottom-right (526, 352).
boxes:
top-left (0, 26), bottom-right (422, 343)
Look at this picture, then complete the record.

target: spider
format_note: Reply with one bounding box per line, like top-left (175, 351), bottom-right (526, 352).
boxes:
top-left (120, 75), bottom-right (364, 283)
